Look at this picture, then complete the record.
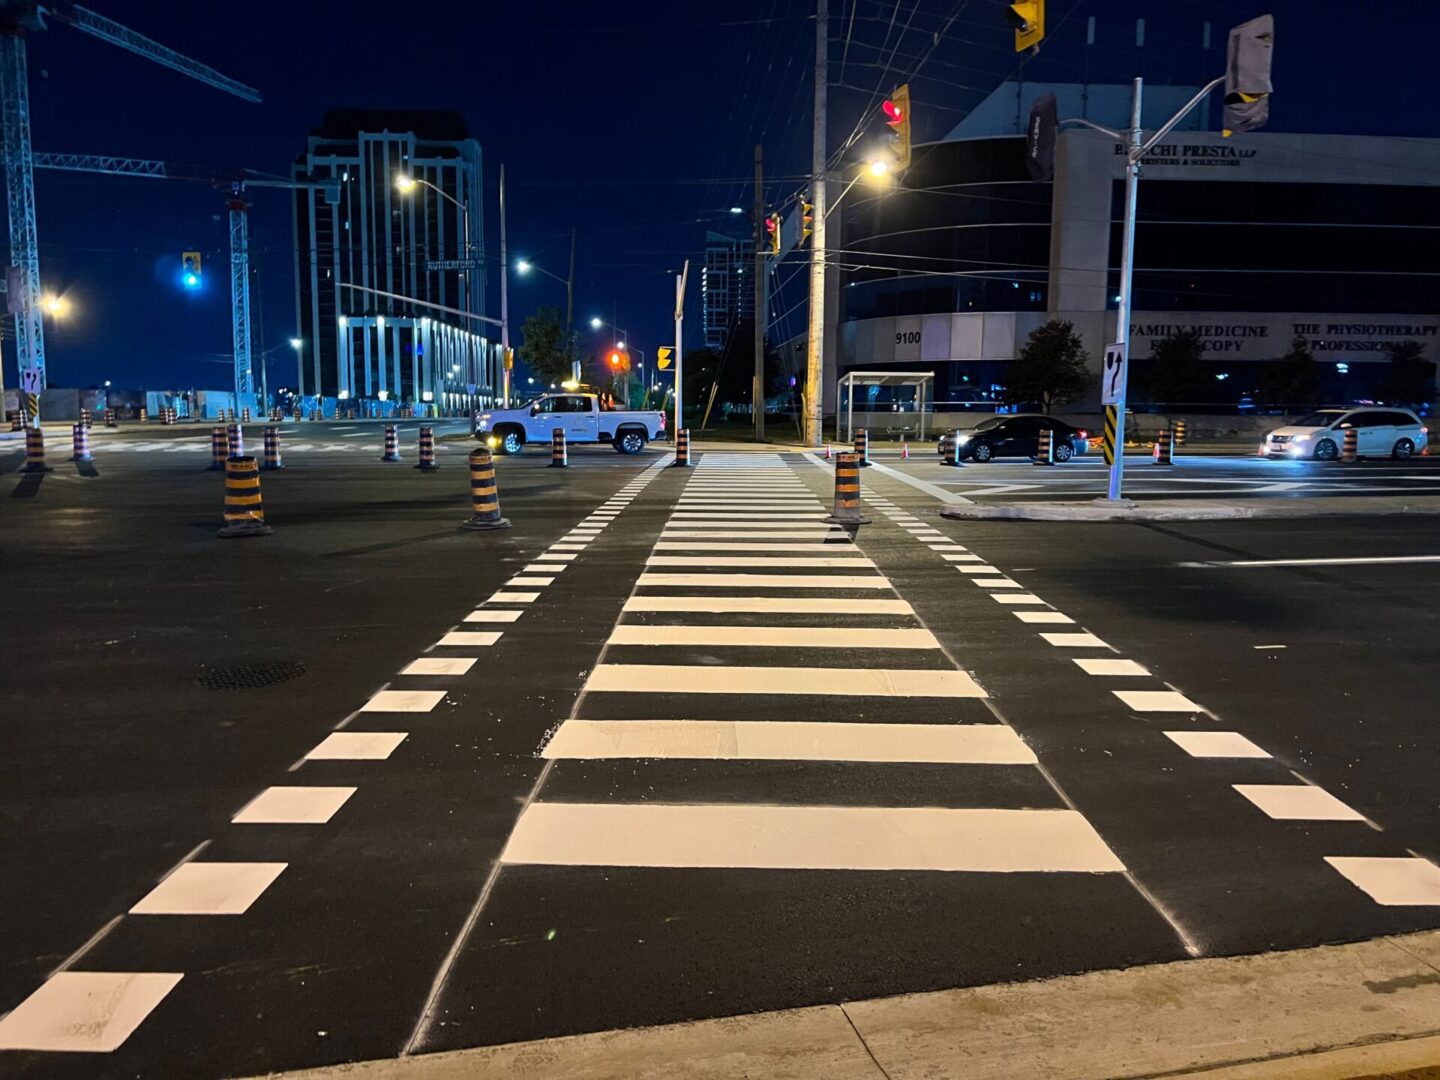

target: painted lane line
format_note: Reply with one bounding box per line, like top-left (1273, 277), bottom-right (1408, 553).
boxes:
top-left (1014, 611), bottom-right (1074, 624)
top-left (400, 657), bottom-right (476, 676)
top-left (1113, 689), bottom-right (1201, 713)
top-left (1073, 658), bottom-right (1151, 677)
top-left (543, 720), bottom-right (1035, 764)
top-left (1233, 785), bottom-right (1365, 821)
top-left (231, 786), bottom-right (356, 825)
top-left (646, 555), bottom-right (874, 569)
top-left (1323, 857), bottom-right (1440, 905)
top-left (607, 625), bottom-right (940, 649)
top-left (508, 575), bottom-right (557, 587)
top-left (971, 577), bottom-right (1022, 588)
top-left (1180, 554), bottom-right (1440, 569)
top-left (624, 596), bottom-right (914, 615)
top-left (486, 590), bottom-right (541, 603)
top-left (662, 529), bottom-right (845, 538)
top-left (1163, 731), bottom-right (1271, 759)
top-left (549, 543), bottom-right (588, 550)
top-left (653, 542), bottom-right (854, 552)
top-left (955, 565), bottom-right (1000, 574)
top-left (637, 573), bottom-right (889, 590)
top-left (501, 803), bottom-right (1122, 872)
top-left (588, 664), bottom-right (984, 698)
top-left (991, 593), bottom-right (1048, 605)
top-left (522, 563), bottom-right (565, 574)
top-left (0, 972), bottom-right (185, 1052)
top-left (437, 630), bottom-right (503, 646)
top-left (129, 862), bottom-right (287, 916)
top-left (535, 553), bottom-right (577, 561)
top-left (361, 689), bottom-right (446, 713)
top-left (942, 555), bottom-right (982, 563)
top-left (1040, 632), bottom-right (1108, 648)
top-left (305, 731), bottom-right (408, 761)
top-left (670, 513), bottom-right (830, 521)
top-left (664, 520), bottom-right (838, 530)
top-left (463, 610), bottom-right (522, 623)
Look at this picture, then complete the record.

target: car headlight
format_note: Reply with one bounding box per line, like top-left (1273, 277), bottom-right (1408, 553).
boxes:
top-left (1293, 434), bottom-right (1309, 442)
top-left (476, 419), bottom-right (489, 430)
top-left (957, 433), bottom-right (972, 443)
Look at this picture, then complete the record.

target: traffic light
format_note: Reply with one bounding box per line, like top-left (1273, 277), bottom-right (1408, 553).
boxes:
top-left (656, 347), bottom-right (673, 370)
top-left (181, 250), bottom-right (202, 290)
top-left (1006, 0), bottom-right (1044, 51)
top-left (1223, 14), bottom-right (1274, 137)
top-left (800, 198), bottom-right (814, 247)
top-left (882, 84), bottom-right (911, 173)
top-left (764, 212), bottom-right (781, 256)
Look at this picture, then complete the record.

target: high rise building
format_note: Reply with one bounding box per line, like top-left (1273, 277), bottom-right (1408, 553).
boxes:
top-left (291, 110), bottom-right (502, 411)
top-left (701, 230), bottom-right (755, 351)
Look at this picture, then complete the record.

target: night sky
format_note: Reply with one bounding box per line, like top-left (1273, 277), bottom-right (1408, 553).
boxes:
top-left (12, 0), bottom-right (1433, 392)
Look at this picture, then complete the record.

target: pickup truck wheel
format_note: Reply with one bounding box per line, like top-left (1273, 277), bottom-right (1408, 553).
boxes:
top-left (496, 429), bottom-right (524, 455)
top-left (614, 430), bottom-right (647, 455)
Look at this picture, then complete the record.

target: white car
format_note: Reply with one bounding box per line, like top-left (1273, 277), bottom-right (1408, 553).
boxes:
top-left (1263, 408), bottom-right (1429, 460)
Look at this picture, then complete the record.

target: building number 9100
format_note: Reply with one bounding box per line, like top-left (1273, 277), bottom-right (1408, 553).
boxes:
top-left (895, 330), bottom-right (921, 345)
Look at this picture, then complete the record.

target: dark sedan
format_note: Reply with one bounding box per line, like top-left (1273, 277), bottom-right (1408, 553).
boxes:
top-left (936, 414), bottom-right (1090, 462)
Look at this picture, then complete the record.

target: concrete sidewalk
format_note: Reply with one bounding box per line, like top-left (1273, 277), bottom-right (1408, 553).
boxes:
top-left (250, 932), bottom-right (1440, 1080)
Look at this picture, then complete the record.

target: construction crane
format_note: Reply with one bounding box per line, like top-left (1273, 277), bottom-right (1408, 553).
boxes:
top-left (0, 1), bottom-right (259, 412)
top-left (31, 153), bottom-right (338, 398)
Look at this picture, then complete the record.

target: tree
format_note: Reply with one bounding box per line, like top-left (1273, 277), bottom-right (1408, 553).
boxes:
top-left (1378, 339), bottom-right (1435, 406)
top-left (1135, 329), bottom-right (1208, 404)
top-left (1258, 335), bottom-right (1320, 406)
top-left (1007, 320), bottom-right (1093, 411)
top-left (517, 305), bottom-right (577, 387)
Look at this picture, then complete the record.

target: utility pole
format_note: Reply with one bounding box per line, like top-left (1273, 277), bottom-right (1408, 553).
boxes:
top-left (752, 143), bottom-right (765, 441)
top-left (499, 162), bottom-right (510, 407)
top-left (566, 225), bottom-right (578, 382)
top-left (675, 259), bottom-right (688, 440)
top-left (1107, 78), bottom-right (1143, 502)
top-left (804, 0), bottom-right (828, 447)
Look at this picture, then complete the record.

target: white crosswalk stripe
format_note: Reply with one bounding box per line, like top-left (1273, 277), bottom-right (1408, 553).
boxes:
top-left (509, 453), bottom-right (1124, 877)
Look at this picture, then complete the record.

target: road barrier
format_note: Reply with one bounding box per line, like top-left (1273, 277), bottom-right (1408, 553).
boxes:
top-left (9, 411), bottom-right (22, 431)
top-left (292, 406), bottom-right (301, 421)
top-left (381, 423), bottom-right (401, 462)
top-left (161, 408), bottom-right (174, 426)
top-left (1175, 418), bottom-right (1188, 446)
top-left (1154, 428), bottom-right (1172, 465)
top-left (218, 455), bottom-right (272, 538)
top-left (262, 426), bottom-right (284, 470)
top-left (941, 430), bottom-right (965, 467)
top-left (139, 407), bottom-right (148, 424)
top-left (549, 427), bottom-right (568, 468)
top-left (71, 423), bottom-right (91, 462)
top-left (853, 428), bottom-right (871, 467)
top-left (1342, 427), bottom-right (1358, 463)
top-left (80, 408), bottom-right (92, 430)
top-left (209, 427), bottom-right (229, 470)
top-left (1034, 428), bottom-right (1054, 466)
top-left (461, 448), bottom-right (511, 530)
top-left (104, 408), bottom-right (116, 428)
top-left (242, 407), bottom-right (251, 423)
top-left (227, 422), bottom-right (245, 459)
top-left (673, 427), bottom-right (690, 467)
top-left (823, 451), bottom-right (871, 526)
top-left (23, 426), bottom-right (47, 472)
top-left (311, 405), bottom-right (322, 421)
top-left (417, 426), bottom-right (440, 471)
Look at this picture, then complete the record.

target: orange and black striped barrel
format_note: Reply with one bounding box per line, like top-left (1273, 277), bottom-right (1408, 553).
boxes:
top-left (417, 426), bottom-right (440, 471)
top-left (381, 423), bottom-right (401, 462)
top-left (71, 423), bottom-right (91, 462)
top-left (262, 426), bottom-right (284, 470)
top-left (227, 422), bottom-right (244, 458)
top-left (209, 426), bottom-right (229, 470)
top-left (139, 407), bottom-right (148, 424)
top-left (9, 411), bottom-right (22, 431)
top-left (824, 451), bottom-right (870, 526)
top-left (1342, 426), bottom-right (1358, 463)
top-left (1174, 418), bottom-right (1188, 446)
top-left (940, 430), bottom-right (965, 468)
top-left (1153, 428), bottom-right (1172, 465)
top-left (218, 455), bottom-right (272, 537)
top-left (853, 428), bottom-right (870, 466)
top-left (104, 408), bottom-right (116, 428)
top-left (461, 448), bottom-right (511, 530)
top-left (80, 408), bottom-right (92, 430)
top-left (23, 426), bottom-right (47, 472)
top-left (241, 406), bottom-right (251, 423)
top-left (549, 427), bottom-right (569, 468)
top-left (1035, 428), bottom-right (1054, 466)
top-left (673, 427), bottom-right (690, 467)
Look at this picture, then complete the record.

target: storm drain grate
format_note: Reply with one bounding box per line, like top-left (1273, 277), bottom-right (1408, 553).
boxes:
top-left (197, 661), bottom-right (307, 691)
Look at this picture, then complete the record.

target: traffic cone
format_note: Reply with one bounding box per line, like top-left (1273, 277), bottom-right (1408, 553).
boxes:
top-left (71, 423), bottom-right (91, 462)
top-left (22, 426), bottom-right (48, 472)
top-left (209, 427), bottom-right (229, 470)
top-left (218, 455), bottom-right (272, 537)
top-left (901, 439), bottom-right (909, 460)
top-left (549, 427), bottom-right (568, 468)
top-left (824, 444), bottom-right (832, 460)
top-left (461, 448), bottom-right (511, 530)
top-left (416, 426), bottom-right (440, 471)
top-left (940, 430), bottom-right (965, 468)
top-left (262, 426), bottom-right (284, 470)
top-left (1034, 428), bottom-right (1055, 466)
top-left (227, 422), bottom-right (245, 459)
top-left (672, 427), bottom-right (690, 467)
top-left (853, 428), bottom-right (870, 467)
top-left (823, 452), bottom-right (870, 526)
top-left (381, 423), bottom-right (401, 462)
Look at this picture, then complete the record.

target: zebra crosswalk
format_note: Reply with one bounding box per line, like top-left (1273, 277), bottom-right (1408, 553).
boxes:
top-left (504, 453), bottom-right (1124, 875)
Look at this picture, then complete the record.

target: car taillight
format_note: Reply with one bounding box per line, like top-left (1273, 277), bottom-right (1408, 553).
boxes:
top-left (1076, 429), bottom-right (1087, 439)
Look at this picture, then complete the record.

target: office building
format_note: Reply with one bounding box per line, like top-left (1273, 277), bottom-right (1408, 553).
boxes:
top-left (702, 230), bottom-right (755, 351)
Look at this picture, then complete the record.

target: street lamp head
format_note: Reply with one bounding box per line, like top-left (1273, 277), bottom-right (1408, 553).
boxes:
top-left (868, 158), bottom-right (891, 178)
top-left (590, 317), bottom-right (603, 329)
top-left (516, 259), bottom-right (532, 274)
top-left (617, 340), bottom-right (626, 350)
top-left (289, 337), bottom-right (303, 350)
top-left (40, 293), bottom-right (69, 318)
top-left (728, 206), bottom-right (743, 214)
top-left (394, 174), bottom-right (417, 193)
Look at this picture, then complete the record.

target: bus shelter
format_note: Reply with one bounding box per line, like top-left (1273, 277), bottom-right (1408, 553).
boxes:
top-left (837, 371), bottom-right (935, 443)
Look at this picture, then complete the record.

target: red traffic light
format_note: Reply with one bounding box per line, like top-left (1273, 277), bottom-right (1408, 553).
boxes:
top-left (883, 99), bottom-right (904, 130)
top-left (609, 352), bottom-right (621, 367)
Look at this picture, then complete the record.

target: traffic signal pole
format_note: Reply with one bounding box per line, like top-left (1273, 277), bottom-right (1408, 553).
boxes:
top-left (674, 260), bottom-right (688, 440)
top-left (803, 0), bottom-right (828, 448)
top-left (752, 143), bottom-right (765, 442)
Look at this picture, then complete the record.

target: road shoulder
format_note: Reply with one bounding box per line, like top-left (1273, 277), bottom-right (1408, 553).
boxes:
top-left (252, 931), bottom-right (1440, 1080)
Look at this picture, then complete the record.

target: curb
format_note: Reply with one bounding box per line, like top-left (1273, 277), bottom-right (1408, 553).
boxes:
top-left (247, 931), bottom-right (1440, 1080)
top-left (939, 498), bottom-right (1440, 522)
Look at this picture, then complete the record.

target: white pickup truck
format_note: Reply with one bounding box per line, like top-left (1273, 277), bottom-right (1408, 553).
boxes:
top-left (475, 392), bottom-right (667, 455)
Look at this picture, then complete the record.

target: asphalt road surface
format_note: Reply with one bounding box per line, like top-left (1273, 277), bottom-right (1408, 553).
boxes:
top-left (1, 437), bottom-right (1437, 1077)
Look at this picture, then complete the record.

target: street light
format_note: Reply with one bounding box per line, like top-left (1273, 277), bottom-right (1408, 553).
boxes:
top-left (590, 316), bottom-right (602, 329)
top-left (289, 337), bottom-right (302, 350)
top-left (40, 293), bottom-right (69, 318)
